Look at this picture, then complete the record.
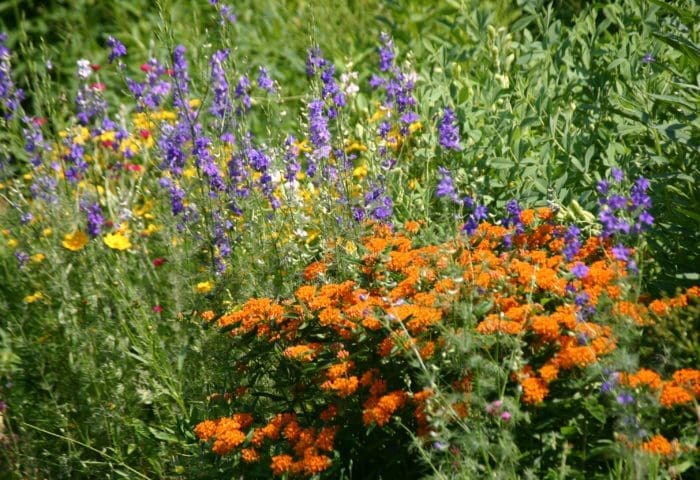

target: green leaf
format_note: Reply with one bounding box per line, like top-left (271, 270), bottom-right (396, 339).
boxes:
top-left (652, 32), bottom-right (700, 66)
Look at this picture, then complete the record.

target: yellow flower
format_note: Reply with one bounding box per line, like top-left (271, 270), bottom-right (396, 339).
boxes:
top-left (62, 230), bottom-right (89, 251)
top-left (195, 281), bottom-right (214, 294)
top-left (42, 228), bottom-right (53, 237)
top-left (345, 141), bottom-right (368, 153)
top-left (103, 232), bottom-right (132, 251)
top-left (24, 291), bottom-right (43, 303)
top-left (7, 238), bottom-right (19, 249)
top-left (352, 164), bottom-right (368, 179)
top-left (141, 224), bottom-right (160, 236)
top-left (183, 166), bottom-right (197, 178)
top-left (31, 253), bottom-right (45, 263)
top-left (133, 199), bottom-right (154, 217)
top-left (293, 138), bottom-right (313, 153)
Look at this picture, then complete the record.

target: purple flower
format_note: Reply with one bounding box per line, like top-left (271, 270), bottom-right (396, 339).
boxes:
top-left (106, 36), bottom-right (127, 63)
top-left (504, 199), bottom-right (523, 233)
top-left (219, 4), bottom-right (236, 24)
top-left (642, 52), bottom-right (655, 64)
top-left (172, 45), bottom-right (190, 109)
top-left (257, 66), bottom-right (275, 93)
top-left (209, 49), bottom-right (232, 123)
top-left (563, 225), bottom-right (581, 260)
top-left (15, 250), bottom-right (29, 267)
top-left (570, 262), bottom-right (589, 279)
top-left (611, 243), bottom-right (629, 262)
top-left (616, 392), bottom-right (634, 406)
top-left (234, 74), bottom-right (251, 114)
top-left (308, 99), bottom-right (331, 160)
top-left (85, 202), bottom-right (104, 237)
top-left (0, 34), bottom-right (24, 118)
top-left (378, 33), bottom-right (395, 72)
top-left (435, 167), bottom-right (458, 202)
top-left (306, 47), bottom-right (326, 77)
top-left (611, 168), bottom-right (624, 183)
top-left (438, 107), bottom-right (460, 151)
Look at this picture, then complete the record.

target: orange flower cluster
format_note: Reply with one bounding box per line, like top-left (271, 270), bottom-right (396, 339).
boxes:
top-left (648, 286), bottom-right (700, 316)
top-left (641, 434), bottom-right (679, 457)
top-left (198, 217), bottom-right (699, 474)
top-left (194, 413), bottom-right (253, 455)
top-left (196, 412), bottom-right (336, 477)
top-left (619, 367), bottom-right (700, 408)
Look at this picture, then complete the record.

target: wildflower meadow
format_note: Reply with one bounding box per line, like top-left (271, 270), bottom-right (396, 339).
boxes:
top-left (0, 0), bottom-right (698, 478)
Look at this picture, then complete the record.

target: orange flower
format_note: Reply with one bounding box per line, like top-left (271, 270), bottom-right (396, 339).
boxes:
top-left (302, 450), bottom-right (332, 475)
top-left (320, 376), bottom-right (359, 397)
top-left (303, 260), bottom-right (327, 281)
top-left (557, 344), bottom-right (597, 369)
top-left (659, 383), bottom-right (694, 408)
top-left (521, 377), bottom-right (549, 404)
top-left (241, 448), bottom-right (260, 463)
top-left (641, 435), bottom-right (677, 457)
top-left (672, 369), bottom-right (700, 396)
top-left (625, 368), bottom-right (662, 390)
top-left (270, 454), bottom-right (294, 476)
top-left (194, 420), bottom-right (218, 442)
top-left (539, 364), bottom-right (559, 384)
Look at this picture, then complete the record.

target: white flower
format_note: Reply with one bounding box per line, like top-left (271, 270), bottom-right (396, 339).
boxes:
top-left (77, 59), bottom-right (92, 80)
top-left (340, 71), bottom-right (359, 96)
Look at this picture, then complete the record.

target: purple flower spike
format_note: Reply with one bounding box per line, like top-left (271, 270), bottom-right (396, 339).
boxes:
top-left (106, 36), bottom-right (127, 63)
top-left (438, 107), bottom-right (460, 151)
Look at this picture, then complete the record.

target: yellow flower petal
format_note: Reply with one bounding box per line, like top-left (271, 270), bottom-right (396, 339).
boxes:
top-left (103, 232), bottom-right (132, 251)
top-left (62, 230), bottom-right (89, 251)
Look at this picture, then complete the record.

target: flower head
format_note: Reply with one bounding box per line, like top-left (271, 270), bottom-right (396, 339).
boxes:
top-left (106, 36), bottom-right (127, 63)
top-left (62, 230), bottom-right (89, 251)
top-left (438, 107), bottom-right (460, 151)
top-left (103, 232), bottom-right (132, 251)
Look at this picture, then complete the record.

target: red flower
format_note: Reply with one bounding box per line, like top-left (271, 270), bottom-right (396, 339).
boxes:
top-left (139, 129), bottom-right (150, 139)
top-left (152, 305), bottom-right (163, 314)
top-left (90, 82), bottom-right (106, 91)
top-left (153, 257), bottom-right (167, 267)
top-left (90, 64), bottom-right (101, 71)
top-left (140, 63), bottom-right (152, 72)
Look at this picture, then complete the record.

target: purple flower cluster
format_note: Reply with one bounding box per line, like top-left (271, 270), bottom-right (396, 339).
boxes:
top-left (193, 133), bottom-right (226, 193)
top-left (283, 135), bottom-right (302, 183)
top-left (462, 202), bottom-right (488, 236)
top-left (378, 32), bottom-right (395, 72)
top-left (438, 107), bottom-right (460, 151)
top-left (562, 225), bottom-right (581, 261)
top-left (436, 166), bottom-right (459, 202)
top-left (209, 49), bottom-right (232, 121)
top-left (257, 66), bottom-right (275, 94)
top-left (353, 182), bottom-right (393, 222)
top-left (106, 36), bottom-right (127, 64)
top-left (234, 74), bottom-right (251, 115)
top-left (84, 201), bottom-right (104, 237)
top-left (0, 33), bottom-right (24, 119)
top-left (308, 99), bottom-right (331, 163)
top-left (127, 58), bottom-right (171, 110)
top-left (305, 47), bottom-right (345, 113)
top-left (63, 140), bottom-right (88, 182)
top-left (369, 33), bottom-right (418, 134)
top-left (172, 45), bottom-right (191, 110)
top-left (597, 173), bottom-right (653, 238)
